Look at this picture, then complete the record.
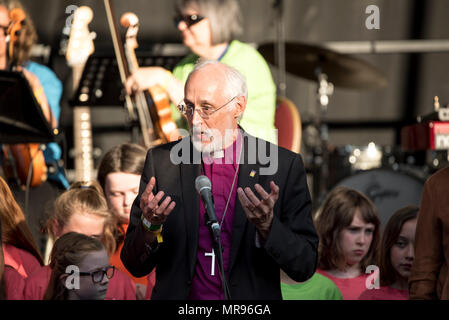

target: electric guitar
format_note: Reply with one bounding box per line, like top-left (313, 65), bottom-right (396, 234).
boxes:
top-left (66, 6), bottom-right (96, 182)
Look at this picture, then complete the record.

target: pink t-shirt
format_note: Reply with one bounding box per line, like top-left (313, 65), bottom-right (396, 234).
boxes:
top-left (3, 265), bottom-right (26, 299)
top-left (3, 244), bottom-right (42, 278)
top-left (317, 269), bottom-right (369, 300)
top-left (23, 265), bottom-right (137, 300)
top-left (358, 286), bottom-right (408, 300)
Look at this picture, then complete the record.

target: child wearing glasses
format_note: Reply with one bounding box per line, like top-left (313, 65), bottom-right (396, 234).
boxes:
top-left (23, 182), bottom-right (136, 300)
top-left (43, 232), bottom-right (113, 300)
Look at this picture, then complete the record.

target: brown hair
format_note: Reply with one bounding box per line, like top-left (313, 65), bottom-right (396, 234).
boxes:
top-left (2, 0), bottom-right (37, 65)
top-left (378, 205), bottom-right (419, 286)
top-left (43, 232), bottom-right (105, 300)
top-left (97, 143), bottom-right (146, 192)
top-left (97, 143), bottom-right (146, 247)
top-left (0, 218), bottom-right (5, 300)
top-left (45, 181), bottom-right (116, 256)
top-left (315, 186), bottom-right (381, 273)
top-left (0, 176), bottom-right (43, 265)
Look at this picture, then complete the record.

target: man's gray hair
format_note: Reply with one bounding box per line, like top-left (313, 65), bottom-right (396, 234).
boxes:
top-left (187, 60), bottom-right (248, 102)
top-left (176, 0), bottom-right (243, 45)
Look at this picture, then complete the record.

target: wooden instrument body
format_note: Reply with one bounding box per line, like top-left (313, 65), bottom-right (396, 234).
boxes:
top-left (1, 8), bottom-right (47, 188)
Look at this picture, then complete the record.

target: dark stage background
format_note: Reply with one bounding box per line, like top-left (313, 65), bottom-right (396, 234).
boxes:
top-left (13, 0), bottom-right (449, 205)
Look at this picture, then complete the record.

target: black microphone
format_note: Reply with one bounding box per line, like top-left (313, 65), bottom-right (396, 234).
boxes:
top-left (195, 175), bottom-right (220, 234)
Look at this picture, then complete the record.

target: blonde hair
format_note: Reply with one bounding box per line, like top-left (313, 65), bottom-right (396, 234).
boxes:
top-left (45, 181), bottom-right (116, 255)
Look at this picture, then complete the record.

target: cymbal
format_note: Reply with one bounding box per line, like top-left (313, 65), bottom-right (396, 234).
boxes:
top-left (258, 42), bottom-right (388, 89)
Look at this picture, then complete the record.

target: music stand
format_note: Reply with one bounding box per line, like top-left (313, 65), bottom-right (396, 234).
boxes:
top-left (0, 70), bottom-right (54, 144)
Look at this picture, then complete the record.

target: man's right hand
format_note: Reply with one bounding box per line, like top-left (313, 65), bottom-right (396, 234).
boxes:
top-left (140, 176), bottom-right (176, 226)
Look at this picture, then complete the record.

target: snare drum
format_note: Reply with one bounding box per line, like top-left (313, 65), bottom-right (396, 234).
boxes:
top-left (335, 168), bottom-right (425, 229)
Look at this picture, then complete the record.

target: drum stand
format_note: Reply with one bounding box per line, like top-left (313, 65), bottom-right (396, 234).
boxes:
top-left (312, 70), bottom-right (334, 207)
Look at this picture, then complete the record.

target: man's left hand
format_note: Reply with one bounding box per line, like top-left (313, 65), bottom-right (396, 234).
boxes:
top-left (237, 181), bottom-right (279, 240)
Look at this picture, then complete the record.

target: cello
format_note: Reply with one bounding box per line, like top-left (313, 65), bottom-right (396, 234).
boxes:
top-left (2, 8), bottom-right (47, 189)
top-left (104, 0), bottom-right (178, 148)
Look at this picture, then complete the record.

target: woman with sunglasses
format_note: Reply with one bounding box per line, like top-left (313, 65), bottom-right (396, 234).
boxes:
top-left (43, 232), bottom-right (114, 300)
top-left (126, 0), bottom-right (277, 144)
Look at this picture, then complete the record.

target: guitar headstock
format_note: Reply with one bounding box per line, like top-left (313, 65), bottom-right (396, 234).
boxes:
top-left (66, 6), bottom-right (95, 66)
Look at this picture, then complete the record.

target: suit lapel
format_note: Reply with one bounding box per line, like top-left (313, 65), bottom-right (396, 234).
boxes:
top-left (228, 133), bottom-right (260, 274)
top-left (180, 141), bottom-right (201, 279)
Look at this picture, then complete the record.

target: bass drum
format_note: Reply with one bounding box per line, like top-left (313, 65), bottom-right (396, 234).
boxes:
top-left (335, 168), bottom-right (425, 229)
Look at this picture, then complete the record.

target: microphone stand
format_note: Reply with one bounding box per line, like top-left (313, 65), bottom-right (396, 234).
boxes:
top-left (205, 214), bottom-right (231, 300)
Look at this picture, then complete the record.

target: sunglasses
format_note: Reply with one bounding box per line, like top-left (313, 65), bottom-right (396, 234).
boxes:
top-left (173, 14), bottom-right (205, 28)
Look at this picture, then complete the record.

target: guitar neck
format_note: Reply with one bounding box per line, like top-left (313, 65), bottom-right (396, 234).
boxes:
top-left (73, 106), bottom-right (94, 182)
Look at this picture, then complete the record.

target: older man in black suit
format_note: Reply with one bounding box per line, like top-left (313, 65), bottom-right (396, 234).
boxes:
top-left (121, 60), bottom-right (318, 299)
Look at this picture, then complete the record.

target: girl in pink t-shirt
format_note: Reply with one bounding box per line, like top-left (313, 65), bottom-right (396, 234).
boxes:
top-left (359, 205), bottom-right (418, 300)
top-left (0, 176), bottom-right (44, 299)
top-left (24, 181), bottom-right (136, 300)
top-left (314, 186), bottom-right (381, 300)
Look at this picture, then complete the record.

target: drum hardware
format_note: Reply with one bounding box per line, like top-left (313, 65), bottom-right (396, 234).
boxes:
top-left (259, 41), bottom-right (388, 206)
top-left (258, 42), bottom-right (388, 90)
top-left (336, 168), bottom-right (425, 229)
top-left (417, 96), bottom-right (449, 122)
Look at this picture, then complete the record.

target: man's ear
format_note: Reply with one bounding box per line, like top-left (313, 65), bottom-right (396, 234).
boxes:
top-left (234, 96), bottom-right (247, 119)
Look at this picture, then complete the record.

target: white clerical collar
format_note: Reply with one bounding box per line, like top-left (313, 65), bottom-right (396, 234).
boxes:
top-left (209, 149), bottom-right (224, 159)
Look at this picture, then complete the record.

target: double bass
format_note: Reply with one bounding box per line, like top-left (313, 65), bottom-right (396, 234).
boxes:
top-left (2, 8), bottom-right (47, 188)
top-left (104, 0), bottom-right (178, 148)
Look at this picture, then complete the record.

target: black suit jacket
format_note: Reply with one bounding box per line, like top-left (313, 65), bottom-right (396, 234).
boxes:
top-left (121, 132), bottom-right (318, 299)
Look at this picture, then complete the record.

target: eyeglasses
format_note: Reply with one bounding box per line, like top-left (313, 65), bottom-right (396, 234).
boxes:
top-left (178, 96), bottom-right (238, 119)
top-left (79, 265), bottom-right (115, 284)
top-left (173, 13), bottom-right (204, 28)
top-left (0, 25), bottom-right (9, 37)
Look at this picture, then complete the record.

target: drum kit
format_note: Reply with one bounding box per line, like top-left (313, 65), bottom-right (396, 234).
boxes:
top-left (258, 41), bottom-right (428, 227)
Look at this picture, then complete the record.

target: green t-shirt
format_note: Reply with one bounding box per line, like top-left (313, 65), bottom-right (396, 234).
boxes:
top-left (172, 40), bottom-right (277, 144)
top-left (281, 273), bottom-right (344, 300)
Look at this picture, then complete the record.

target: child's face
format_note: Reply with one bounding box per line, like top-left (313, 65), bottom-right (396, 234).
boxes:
top-left (340, 210), bottom-right (375, 267)
top-left (390, 218), bottom-right (417, 280)
top-left (70, 248), bottom-right (110, 300)
top-left (59, 211), bottom-right (105, 240)
top-left (104, 172), bottom-right (140, 225)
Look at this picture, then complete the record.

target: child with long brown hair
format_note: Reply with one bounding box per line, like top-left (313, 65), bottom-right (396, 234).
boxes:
top-left (97, 143), bottom-right (155, 299)
top-left (0, 176), bottom-right (43, 277)
top-left (315, 186), bottom-right (381, 300)
top-left (359, 205), bottom-right (418, 299)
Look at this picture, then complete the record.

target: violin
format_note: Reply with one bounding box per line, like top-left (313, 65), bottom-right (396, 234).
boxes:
top-left (104, 0), bottom-right (178, 148)
top-left (2, 8), bottom-right (47, 189)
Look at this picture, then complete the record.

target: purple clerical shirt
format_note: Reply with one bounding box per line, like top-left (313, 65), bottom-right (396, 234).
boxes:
top-left (188, 131), bottom-right (242, 300)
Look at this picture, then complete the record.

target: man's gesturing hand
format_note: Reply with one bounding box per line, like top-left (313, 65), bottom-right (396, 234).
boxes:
top-left (140, 176), bottom-right (176, 226)
top-left (237, 181), bottom-right (279, 240)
